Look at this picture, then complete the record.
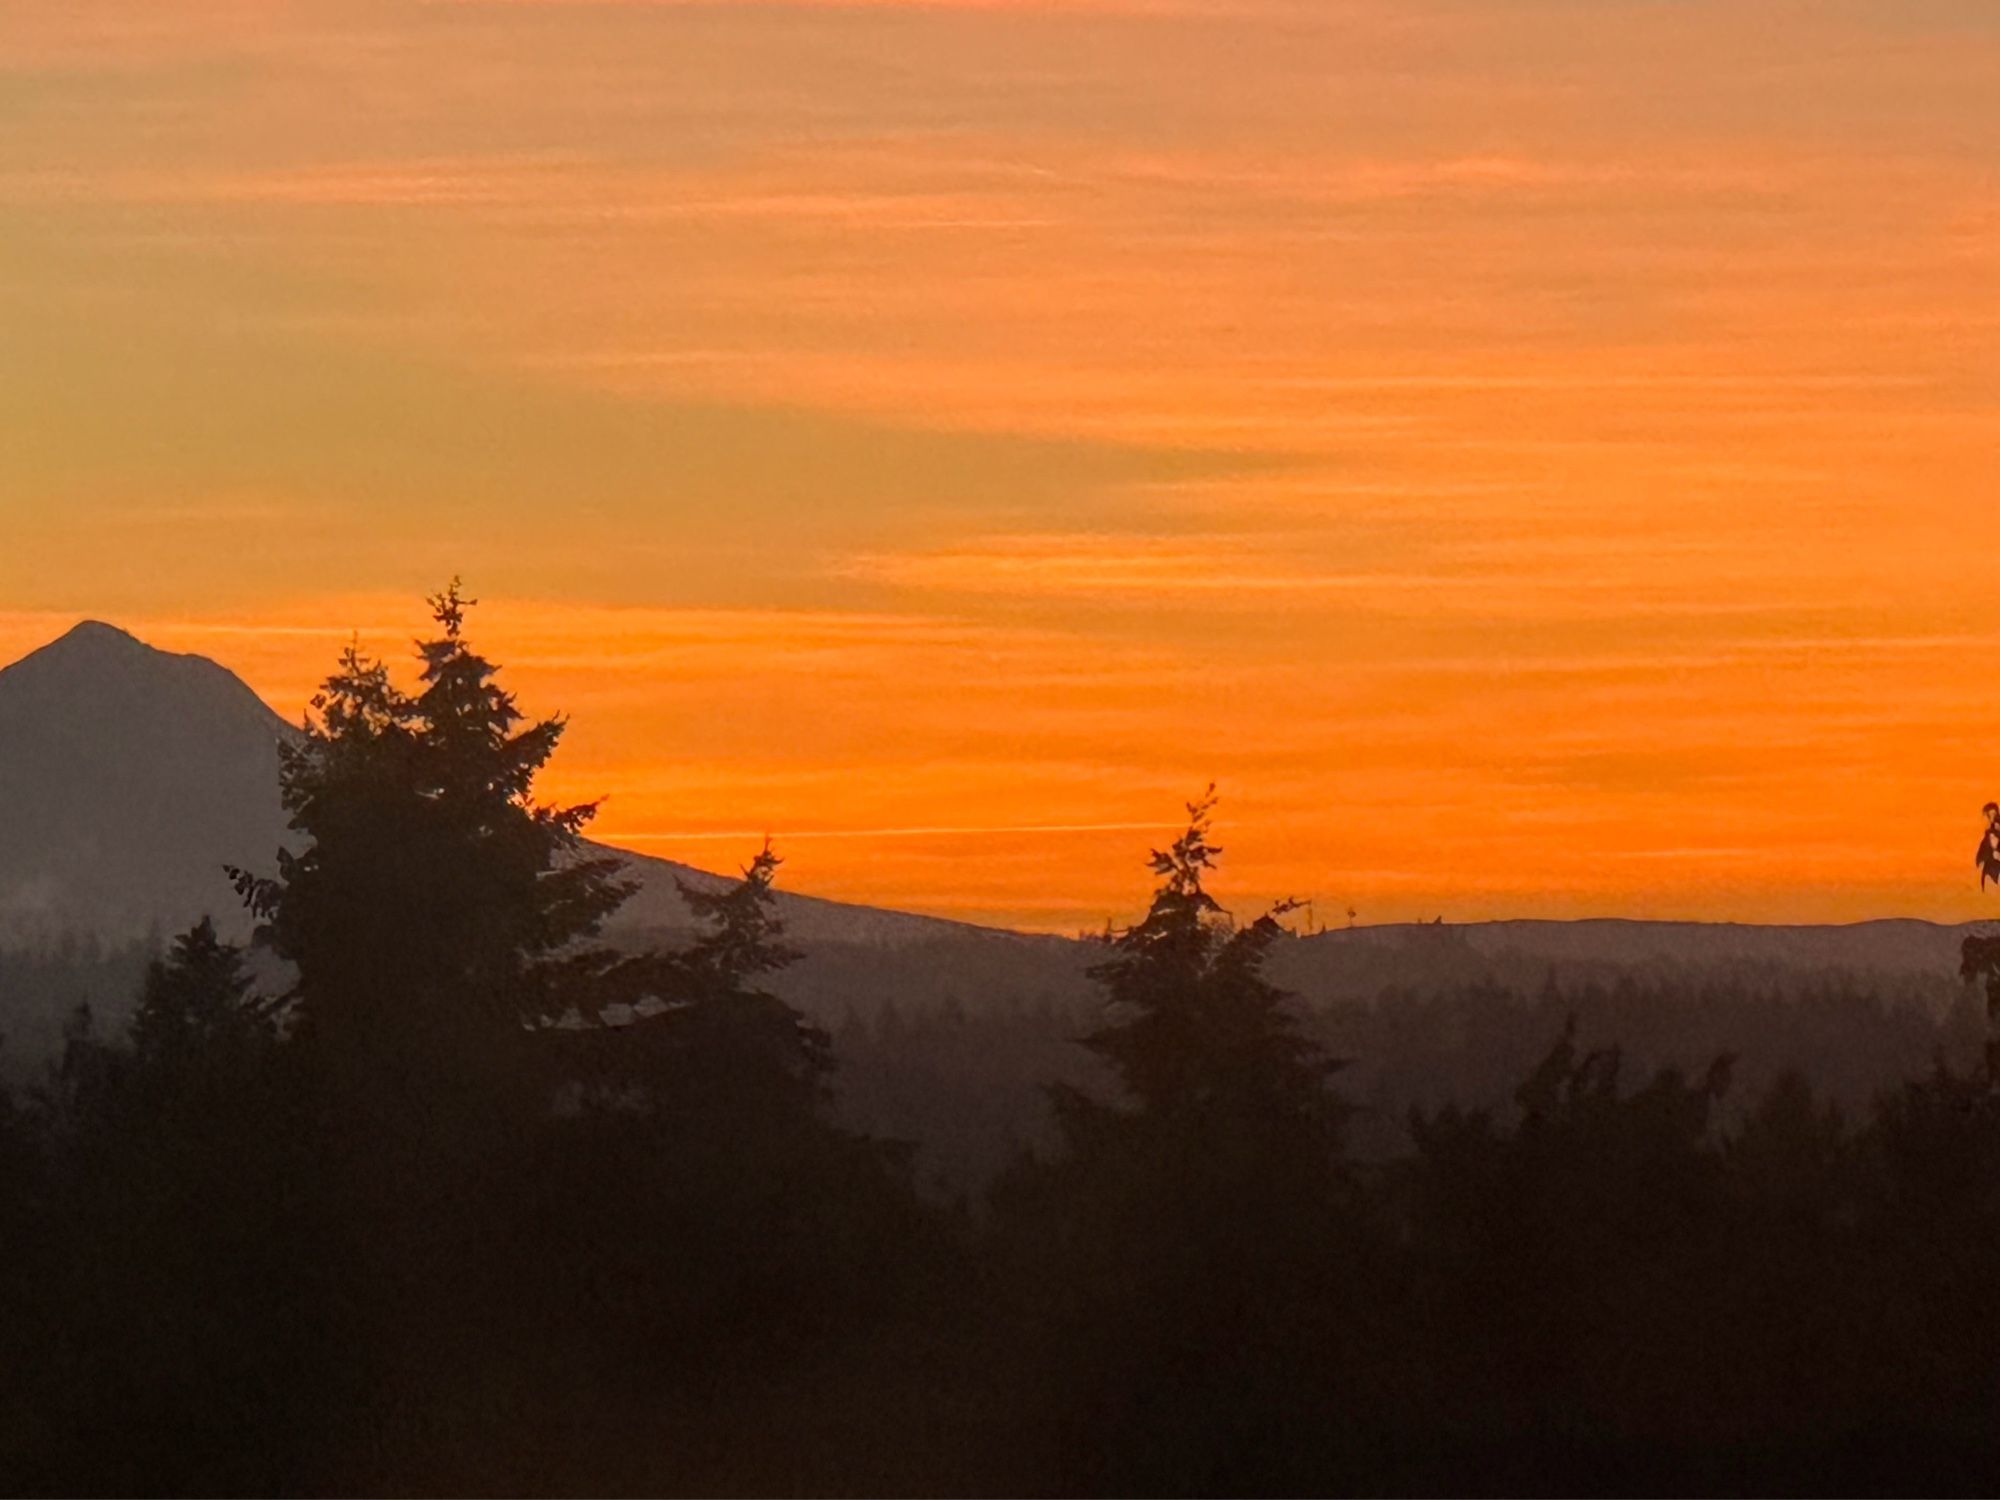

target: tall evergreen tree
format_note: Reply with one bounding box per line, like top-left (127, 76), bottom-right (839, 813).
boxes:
top-left (1058, 787), bottom-right (1343, 1148)
top-left (994, 792), bottom-right (1361, 1496)
top-left (522, 841), bottom-right (933, 1407)
top-left (657, 842), bottom-right (831, 1104)
top-left (128, 917), bottom-right (271, 1079)
top-left (233, 583), bottom-right (638, 1087)
top-left (216, 586), bottom-right (673, 1478)
top-left (23, 924), bottom-right (320, 1496)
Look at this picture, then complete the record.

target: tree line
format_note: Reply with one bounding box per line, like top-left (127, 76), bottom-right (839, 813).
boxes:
top-left (5, 587), bottom-right (2000, 1495)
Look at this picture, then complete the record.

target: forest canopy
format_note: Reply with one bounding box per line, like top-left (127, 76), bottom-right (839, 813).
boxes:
top-left (3, 591), bottom-right (2000, 1497)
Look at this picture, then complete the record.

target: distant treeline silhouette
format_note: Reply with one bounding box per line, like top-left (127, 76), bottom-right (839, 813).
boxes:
top-left (6, 588), bottom-right (2000, 1496)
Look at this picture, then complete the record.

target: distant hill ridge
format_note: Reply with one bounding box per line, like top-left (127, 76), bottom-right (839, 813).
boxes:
top-left (0, 620), bottom-right (1984, 978)
top-left (1297, 916), bottom-right (1980, 968)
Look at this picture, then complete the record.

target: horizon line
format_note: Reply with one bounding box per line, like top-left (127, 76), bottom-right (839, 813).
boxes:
top-left (596, 820), bottom-right (1185, 843)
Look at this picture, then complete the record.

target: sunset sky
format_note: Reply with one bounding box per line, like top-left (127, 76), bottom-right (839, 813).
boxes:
top-left (3, 0), bottom-right (1998, 930)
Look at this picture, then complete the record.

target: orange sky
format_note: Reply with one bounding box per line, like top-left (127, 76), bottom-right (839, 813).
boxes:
top-left (3, 0), bottom-right (1999, 931)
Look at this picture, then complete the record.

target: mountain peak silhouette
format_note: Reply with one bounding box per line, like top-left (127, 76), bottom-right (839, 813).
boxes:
top-left (0, 621), bottom-right (295, 944)
top-left (22, 619), bottom-right (206, 675)
top-left (2, 620), bottom-right (289, 728)
top-left (49, 618), bottom-right (144, 651)
top-left (0, 622), bottom-right (997, 954)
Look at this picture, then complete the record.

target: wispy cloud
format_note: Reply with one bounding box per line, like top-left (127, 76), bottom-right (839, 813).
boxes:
top-left (3, 0), bottom-right (1997, 925)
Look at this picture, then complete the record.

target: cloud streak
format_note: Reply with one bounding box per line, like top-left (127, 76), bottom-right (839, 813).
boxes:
top-left (2, 0), bottom-right (1996, 925)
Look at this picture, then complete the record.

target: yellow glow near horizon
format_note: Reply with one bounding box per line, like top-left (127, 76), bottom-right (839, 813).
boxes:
top-left (3, 1), bottom-right (1998, 930)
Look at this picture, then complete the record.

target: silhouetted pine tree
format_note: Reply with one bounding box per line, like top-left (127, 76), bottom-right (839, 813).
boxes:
top-left (1061, 788), bottom-right (1342, 1144)
top-left (517, 841), bottom-right (939, 1443)
top-left (992, 791), bottom-right (1364, 1496)
top-left (1397, 1019), bottom-right (1737, 1478)
top-left (0, 1058), bottom-right (45, 1485)
top-left (21, 927), bottom-right (322, 1495)
top-left (1960, 800), bottom-right (2000, 1078)
top-left (128, 917), bottom-right (272, 1083)
top-left (233, 582), bottom-right (639, 1092)
top-left (656, 842), bottom-right (831, 1107)
top-left (217, 585), bottom-right (665, 1482)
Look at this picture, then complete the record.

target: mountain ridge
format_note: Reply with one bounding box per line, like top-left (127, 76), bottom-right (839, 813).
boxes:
top-left (0, 619), bottom-right (1033, 950)
top-left (0, 621), bottom-right (1985, 963)
top-left (0, 620), bottom-right (1985, 1077)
